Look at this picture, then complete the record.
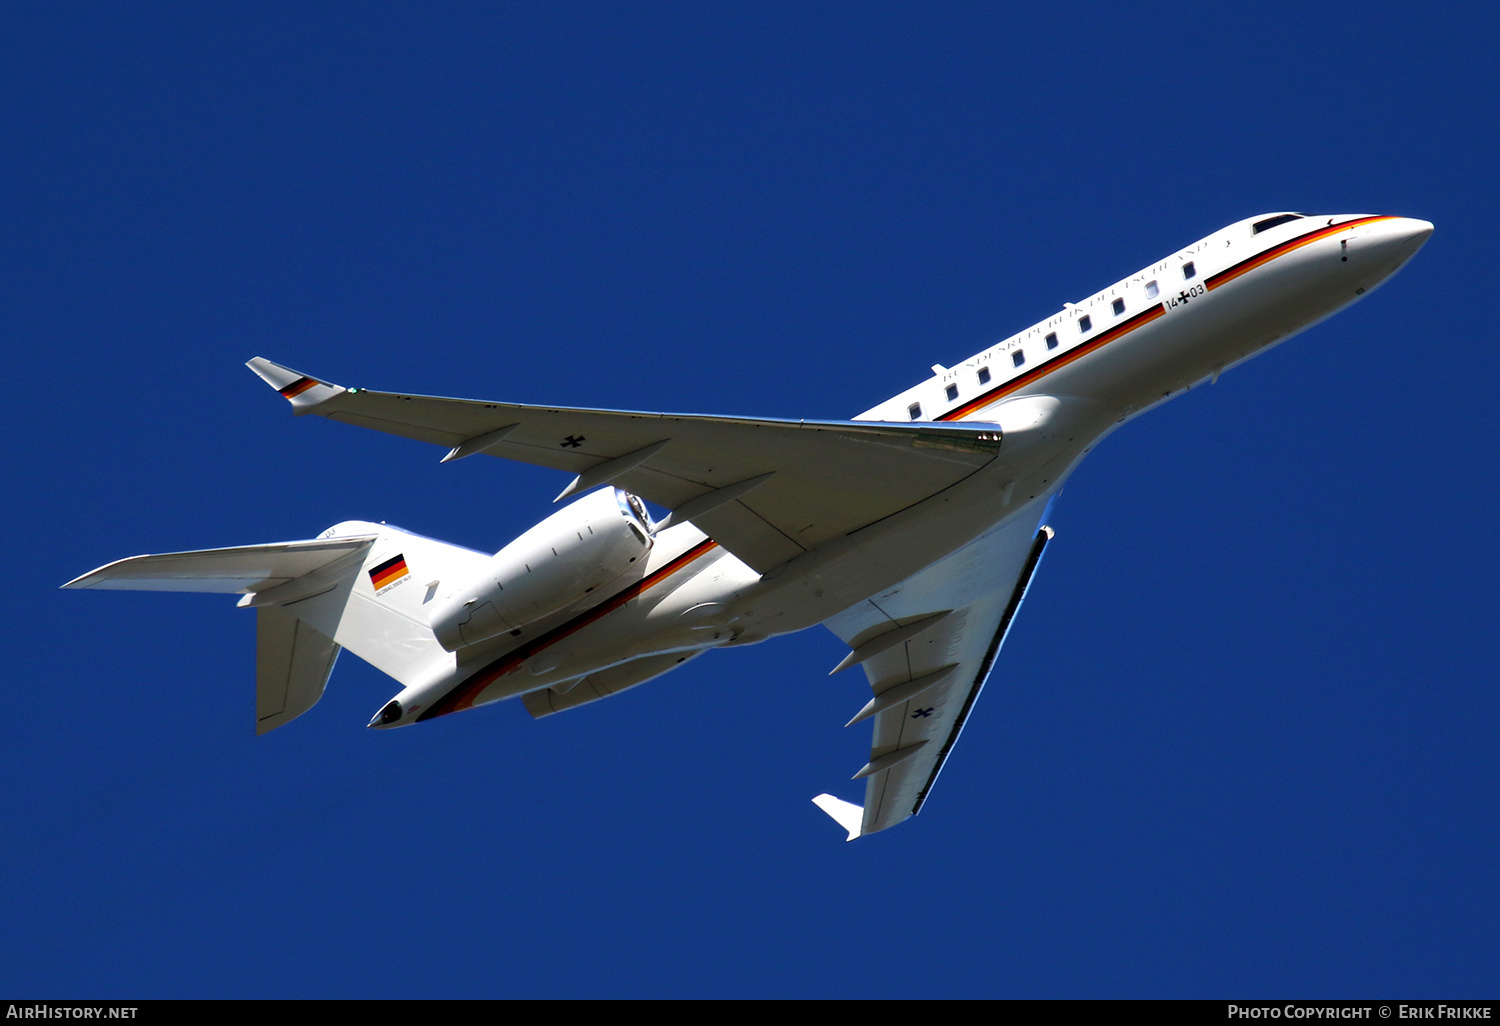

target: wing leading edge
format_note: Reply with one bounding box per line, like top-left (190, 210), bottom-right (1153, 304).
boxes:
top-left (819, 497), bottom-right (1054, 838)
top-left (246, 358), bottom-right (1003, 574)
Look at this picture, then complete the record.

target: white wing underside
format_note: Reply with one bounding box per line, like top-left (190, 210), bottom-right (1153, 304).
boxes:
top-left (235, 359), bottom-right (1053, 831)
top-left (822, 494), bottom-right (1055, 837)
top-left (246, 358), bottom-right (1003, 574)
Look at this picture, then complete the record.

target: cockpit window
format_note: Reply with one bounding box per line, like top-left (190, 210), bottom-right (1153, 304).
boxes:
top-left (1253, 213), bottom-right (1304, 234)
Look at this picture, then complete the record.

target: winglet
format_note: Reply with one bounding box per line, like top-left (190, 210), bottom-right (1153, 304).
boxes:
top-left (247, 357), bottom-right (347, 414)
top-left (812, 793), bottom-right (864, 842)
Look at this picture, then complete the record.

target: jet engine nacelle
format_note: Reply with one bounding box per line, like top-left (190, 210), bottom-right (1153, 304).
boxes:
top-left (429, 487), bottom-right (653, 651)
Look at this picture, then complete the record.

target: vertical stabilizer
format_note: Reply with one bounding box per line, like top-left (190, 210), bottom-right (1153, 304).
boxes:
top-left (256, 606), bottom-right (340, 735)
top-left (64, 522), bottom-right (495, 730)
top-left (272, 521), bottom-right (491, 690)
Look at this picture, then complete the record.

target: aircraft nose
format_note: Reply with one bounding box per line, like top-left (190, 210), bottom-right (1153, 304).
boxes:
top-left (1395, 217), bottom-right (1435, 249)
top-left (1344, 215), bottom-right (1433, 280)
top-left (1372, 216), bottom-right (1435, 261)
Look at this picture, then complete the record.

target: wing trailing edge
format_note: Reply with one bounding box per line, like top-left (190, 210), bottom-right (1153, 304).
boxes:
top-left (243, 356), bottom-right (1005, 574)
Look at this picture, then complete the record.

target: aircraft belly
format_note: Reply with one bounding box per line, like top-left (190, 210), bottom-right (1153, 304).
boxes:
top-left (739, 463), bottom-right (1074, 637)
top-left (412, 459), bottom-right (1075, 714)
top-left (408, 544), bottom-right (747, 710)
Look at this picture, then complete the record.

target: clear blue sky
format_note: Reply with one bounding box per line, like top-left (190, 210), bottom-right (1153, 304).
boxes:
top-left (5, 2), bottom-right (1496, 998)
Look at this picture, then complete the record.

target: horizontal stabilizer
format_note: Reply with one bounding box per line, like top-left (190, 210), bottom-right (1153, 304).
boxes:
top-left (812, 793), bottom-right (864, 841)
top-left (63, 537), bottom-right (378, 595)
top-left (65, 521), bottom-right (482, 731)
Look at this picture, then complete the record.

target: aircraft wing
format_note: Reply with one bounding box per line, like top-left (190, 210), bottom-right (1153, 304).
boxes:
top-left (247, 358), bottom-right (1002, 574)
top-left (818, 497), bottom-right (1054, 838)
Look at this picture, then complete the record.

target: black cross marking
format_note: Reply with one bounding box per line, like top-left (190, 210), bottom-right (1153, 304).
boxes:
top-left (911, 707), bottom-right (934, 719)
top-left (561, 435), bottom-right (585, 448)
top-left (1177, 290), bottom-right (1192, 305)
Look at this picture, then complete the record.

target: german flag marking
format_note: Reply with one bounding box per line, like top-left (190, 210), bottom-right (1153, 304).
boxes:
top-left (369, 553), bottom-right (409, 591)
top-left (279, 376), bottom-right (319, 399)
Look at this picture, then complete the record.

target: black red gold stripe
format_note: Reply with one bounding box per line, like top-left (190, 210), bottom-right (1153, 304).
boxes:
top-left (936, 215), bottom-right (1394, 424)
top-left (415, 217), bottom-right (1395, 721)
top-left (418, 537), bottom-right (721, 720)
top-left (1206, 214), bottom-right (1393, 291)
top-left (930, 216), bottom-right (1398, 426)
top-left (938, 303), bottom-right (1167, 422)
top-left (279, 376), bottom-right (319, 399)
top-left (369, 554), bottom-right (409, 589)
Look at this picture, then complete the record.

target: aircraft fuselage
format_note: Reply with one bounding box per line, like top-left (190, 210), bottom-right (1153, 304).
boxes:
top-left (380, 213), bottom-right (1433, 725)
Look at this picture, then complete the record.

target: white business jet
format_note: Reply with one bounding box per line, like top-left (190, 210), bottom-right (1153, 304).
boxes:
top-left (65, 212), bottom-right (1432, 839)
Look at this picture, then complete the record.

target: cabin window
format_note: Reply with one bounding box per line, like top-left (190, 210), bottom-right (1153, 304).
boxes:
top-left (908, 402), bottom-right (922, 420)
top-left (1252, 213), bottom-right (1304, 234)
top-left (1146, 280), bottom-right (1159, 299)
top-left (1112, 297), bottom-right (1125, 316)
top-left (1078, 315), bottom-right (1092, 332)
top-left (977, 366), bottom-right (991, 385)
top-left (1182, 261), bottom-right (1196, 280)
top-left (945, 383), bottom-right (958, 401)
top-left (1012, 350), bottom-right (1025, 368)
top-left (1045, 332), bottom-right (1058, 350)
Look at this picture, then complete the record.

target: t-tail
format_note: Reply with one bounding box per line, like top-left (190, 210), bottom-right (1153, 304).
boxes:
top-left (63, 523), bottom-right (487, 734)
